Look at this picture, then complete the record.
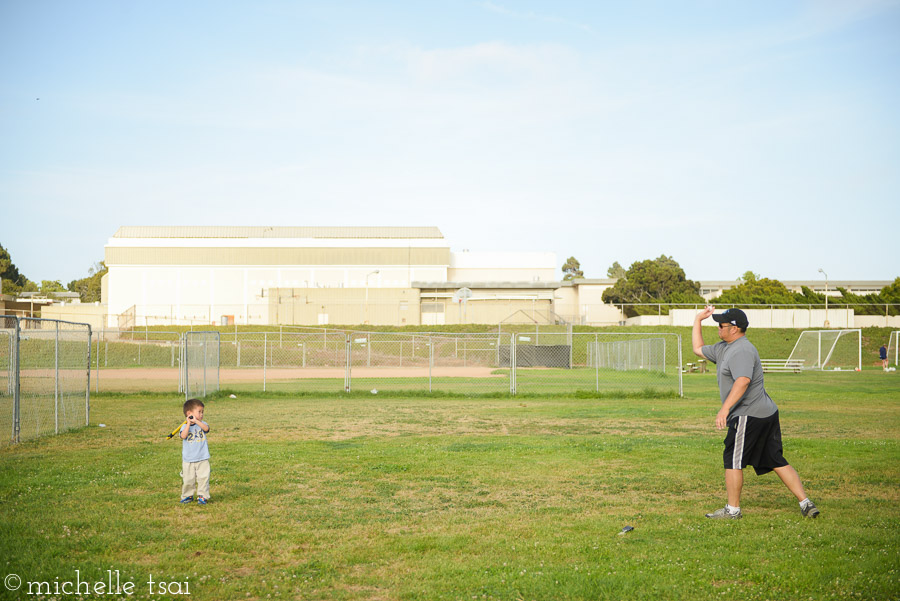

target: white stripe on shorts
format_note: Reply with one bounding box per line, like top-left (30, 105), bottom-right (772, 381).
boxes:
top-left (732, 415), bottom-right (748, 469)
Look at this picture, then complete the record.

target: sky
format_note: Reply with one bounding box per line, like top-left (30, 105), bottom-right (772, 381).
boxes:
top-left (1, 0), bottom-right (899, 286)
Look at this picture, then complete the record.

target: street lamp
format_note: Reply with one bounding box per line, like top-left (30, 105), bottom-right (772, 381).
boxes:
top-left (818, 268), bottom-right (829, 328)
top-left (365, 270), bottom-right (379, 324)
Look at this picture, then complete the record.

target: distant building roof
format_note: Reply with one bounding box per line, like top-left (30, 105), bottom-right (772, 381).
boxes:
top-left (413, 281), bottom-right (560, 289)
top-left (113, 226), bottom-right (444, 239)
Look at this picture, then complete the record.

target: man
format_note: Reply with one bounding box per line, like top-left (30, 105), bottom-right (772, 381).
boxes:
top-left (692, 306), bottom-right (820, 519)
top-left (880, 344), bottom-right (888, 371)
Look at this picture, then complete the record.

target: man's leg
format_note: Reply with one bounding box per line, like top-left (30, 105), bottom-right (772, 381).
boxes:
top-left (725, 468), bottom-right (743, 507)
top-left (773, 464), bottom-right (807, 501)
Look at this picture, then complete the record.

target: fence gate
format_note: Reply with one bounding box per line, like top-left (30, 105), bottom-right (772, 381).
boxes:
top-left (0, 316), bottom-right (92, 446)
top-left (181, 331), bottom-right (221, 400)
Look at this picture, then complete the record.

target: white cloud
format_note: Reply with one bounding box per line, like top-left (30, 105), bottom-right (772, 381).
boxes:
top-left (478, 2), bottom-right (595, 35)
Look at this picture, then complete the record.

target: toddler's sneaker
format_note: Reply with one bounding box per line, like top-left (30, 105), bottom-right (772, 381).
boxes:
top-left (197, 497), bottom-right (207, 505)
top-left (180, 496), bottom-right (193, 504)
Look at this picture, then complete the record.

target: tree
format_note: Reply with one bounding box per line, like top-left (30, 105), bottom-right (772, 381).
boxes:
top-left (0, 243), bottom-right (34, 295)
top-left (40, 280), bottom-right (66, 294)
top-left (67, 261), bottom-right (107, 303)
top-left (601, 255), bottom-right (705, 316)
top-left (562, 256), bottom-right (583, 281)
top-left (827, 278), bottom-right (900, 316)
top-left (714, 276), bottom-right (797, 305)
top-left (607, 261), bottom-right (626, 279)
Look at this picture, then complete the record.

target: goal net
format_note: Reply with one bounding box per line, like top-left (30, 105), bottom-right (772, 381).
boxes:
top-left (887, 331), bottom-right (900, 368)
top-left (182, 331), bottom-right (220, 399)
top-left (588, 337), bottom-right (668, 373)
top-left (787, 329), bottom-right (861, 371)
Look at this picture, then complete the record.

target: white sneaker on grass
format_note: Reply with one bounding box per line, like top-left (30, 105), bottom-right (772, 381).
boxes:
top-left (705, 506), bottom-right (742, 519)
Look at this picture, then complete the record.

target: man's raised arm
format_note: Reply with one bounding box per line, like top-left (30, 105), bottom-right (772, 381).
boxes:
top-left (693, 306), bottom-right (715, 358)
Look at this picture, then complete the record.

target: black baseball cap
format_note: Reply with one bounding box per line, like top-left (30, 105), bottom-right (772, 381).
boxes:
top-left (712, 308), bottom-right (749, 329)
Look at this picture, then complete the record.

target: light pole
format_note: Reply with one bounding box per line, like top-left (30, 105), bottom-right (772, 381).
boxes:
top-left (365, 270), bottom-right (379, 324)
top-left (818, 268), bottom-right (829, 328)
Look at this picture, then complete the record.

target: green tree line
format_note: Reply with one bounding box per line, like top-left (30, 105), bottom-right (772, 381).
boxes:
top-left (562, 255), bottom-right (900, 318)
top-left (1, 243), bottom-right (106, 302)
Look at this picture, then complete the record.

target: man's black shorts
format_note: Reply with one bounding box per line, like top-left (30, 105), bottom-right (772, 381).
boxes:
top-left (723, 411), bottom-right (789, 475)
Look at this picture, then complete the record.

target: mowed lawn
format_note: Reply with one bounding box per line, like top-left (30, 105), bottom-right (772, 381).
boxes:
top-left (1, 372), bottom-right (898, 600)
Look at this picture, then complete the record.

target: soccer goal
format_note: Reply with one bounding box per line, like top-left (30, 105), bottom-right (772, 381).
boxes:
top-left (588, 337), bottom-right (668, 373)
top-left (887, 331), bottom-right (900, 368)
top-left (181, 331), bottom-right (220, 400)
top-left (787, 329), bottom-right (861, 371)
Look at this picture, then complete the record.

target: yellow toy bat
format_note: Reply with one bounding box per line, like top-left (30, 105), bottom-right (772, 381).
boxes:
top-left (166, 420), bottom-right (187, 440)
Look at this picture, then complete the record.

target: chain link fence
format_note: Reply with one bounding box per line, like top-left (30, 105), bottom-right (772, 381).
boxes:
top-left (1, 316), bottom-right (92, 446)
top-left (181, 331), bottom-right (220, 399)
top-left (510, 331), bottom-right (682, 395)
top-left (83, 327), bottom-right (682, 397)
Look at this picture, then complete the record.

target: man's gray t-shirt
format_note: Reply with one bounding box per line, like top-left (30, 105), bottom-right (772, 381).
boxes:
top-left (701, 336), bottom-right (778, 418)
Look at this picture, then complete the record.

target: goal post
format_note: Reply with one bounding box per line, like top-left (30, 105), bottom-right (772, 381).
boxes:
top-left (887, 331), bottom-right (900, 367)
top-left (787, 329), bottom-right (861, 371)
top-left (182, 331), bottom-right (220, 400)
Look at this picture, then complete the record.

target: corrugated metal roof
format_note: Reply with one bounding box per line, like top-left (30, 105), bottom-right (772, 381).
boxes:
top-left (113, 226), bottom-right (444, 239)
top-left (413, 281), bottom-right (561, 289)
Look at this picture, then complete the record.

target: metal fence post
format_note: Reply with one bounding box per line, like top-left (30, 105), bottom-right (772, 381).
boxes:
top-left (428, 335), bottom-right (433, 393)
top-left (676, 335), bottom-right (683, 397)
top-left (263, 333), bottom-right (267, 392)
top-left (86, 325), bottom-right (92, 426)
top-left (13, 318), bottom-right (20, 444)
top-left (55, 321), bottom-right (60, 435)
top-left (511, 333), bottom-right (517, 395)
top-left (344, 334), bottom-right (351, 392)
top-left (182, 333), bottom-right (187, 400)
top-left (203, 337), bottom-right (208, 397)
top-left (95, 333), bottom-right (100, 393)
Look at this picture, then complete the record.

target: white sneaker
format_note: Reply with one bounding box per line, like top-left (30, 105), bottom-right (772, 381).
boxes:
top-left (705, 506), bottom-right (742, 519)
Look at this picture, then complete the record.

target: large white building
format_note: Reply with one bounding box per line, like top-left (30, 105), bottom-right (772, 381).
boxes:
top-left (102, 226), bottom-right (561, 327)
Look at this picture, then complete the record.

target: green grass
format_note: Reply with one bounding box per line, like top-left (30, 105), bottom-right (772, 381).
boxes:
top-left (1, 374), bottom-right (898, 600)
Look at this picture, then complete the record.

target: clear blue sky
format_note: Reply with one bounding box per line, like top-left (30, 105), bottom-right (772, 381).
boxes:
top-left (2, 1), bottom-right (898, 285)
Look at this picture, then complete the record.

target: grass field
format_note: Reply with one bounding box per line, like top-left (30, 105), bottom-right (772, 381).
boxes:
top-left (1, 372), bottom-right (898, 600)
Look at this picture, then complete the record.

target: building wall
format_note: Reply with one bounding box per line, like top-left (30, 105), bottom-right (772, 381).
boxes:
top-left (417, 297), bottom-right (555, 325)
top-left (105, 264), bottom-right (448, 326)
top-left (38, 303), bottom-right (107, 331)
top-left (269, 288), bottom-right (421, 326)
top-left (449, 251), bottom-right (557, 283)
top-left (553, 280), bottom-right (622, 325)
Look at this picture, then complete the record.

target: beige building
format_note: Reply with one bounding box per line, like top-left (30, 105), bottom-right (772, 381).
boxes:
top-left (99, 226), bottom-right (562, 328)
